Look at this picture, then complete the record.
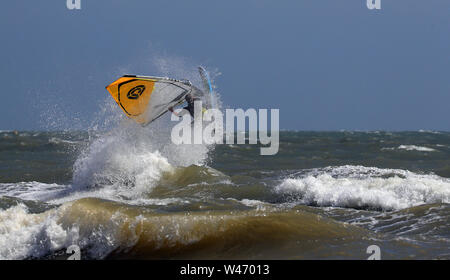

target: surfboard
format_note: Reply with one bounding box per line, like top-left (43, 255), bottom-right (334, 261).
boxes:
top-left (198, 66), bottom-right (217, 110)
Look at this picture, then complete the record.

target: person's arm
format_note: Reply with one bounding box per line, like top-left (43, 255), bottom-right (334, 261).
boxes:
top-left (168, 106), bottom-right (179, 117)
top-left (169, 106), bottom-right (190, 118)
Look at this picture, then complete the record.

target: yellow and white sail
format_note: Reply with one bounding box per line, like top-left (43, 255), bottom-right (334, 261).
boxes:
top-left (106, 75), bottom-right (201, 126)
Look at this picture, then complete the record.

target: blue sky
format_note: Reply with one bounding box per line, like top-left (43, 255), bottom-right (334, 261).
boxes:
top-left (0, 0), bottom-right (448, 131)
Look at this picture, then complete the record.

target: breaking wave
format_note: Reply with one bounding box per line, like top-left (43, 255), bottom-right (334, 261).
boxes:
top-left (275, 166), bottom-right (450, 211)
top-left (0, 198), bottom-right (366, 260)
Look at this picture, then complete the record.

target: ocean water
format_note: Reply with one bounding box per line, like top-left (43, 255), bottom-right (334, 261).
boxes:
top-left (0, 129), bottom-right (449, 260)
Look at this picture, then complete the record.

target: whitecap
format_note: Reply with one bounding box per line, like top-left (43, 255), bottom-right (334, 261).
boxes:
top-left (275, 166), bottom-right (450, 211)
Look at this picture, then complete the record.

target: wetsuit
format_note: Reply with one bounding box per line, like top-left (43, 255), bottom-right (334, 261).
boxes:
top-left (183, 93), bottom-right (200, 117)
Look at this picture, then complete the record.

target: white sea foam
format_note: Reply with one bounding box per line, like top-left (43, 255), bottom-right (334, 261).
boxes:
top-left (0, 204), bottom-right (78, 259)
top-left (275, 166), bottom-right (450, 211)
top-left (397, 145), bottom-right (436, 152)
top-left (71, 136), bottom-right (174, 200)
top-left (418, 130), bottom-right (442, 134)
top-left (0, 181), bottom-right (190, 207)
top-left (381, 145), bottom-right (437, 152)
top-left (0, 202), bottom-right (141, 260)
top-left (239, 199), bottom-right (266, 207)
top-left (48, 137), bottom-right (80, 145)
top-left (0, 182), bottom-right (67, 202)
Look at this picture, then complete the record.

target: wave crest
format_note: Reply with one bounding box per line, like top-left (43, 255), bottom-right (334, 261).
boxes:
top-left (275, 166), bottom-right (450, 211)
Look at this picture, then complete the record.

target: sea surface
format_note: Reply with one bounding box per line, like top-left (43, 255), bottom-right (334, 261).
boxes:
top-left (0, 129), bottom-right (449, 259)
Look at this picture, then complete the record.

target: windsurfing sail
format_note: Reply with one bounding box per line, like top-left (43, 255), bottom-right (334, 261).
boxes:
top-left (106, 75), bottom-right (202, 126)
